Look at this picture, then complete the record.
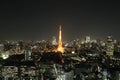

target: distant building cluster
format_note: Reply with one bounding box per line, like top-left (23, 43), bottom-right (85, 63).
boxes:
top-left (0, 35), bottom-right (120, 80)
top-left (0, 36), bottom-right (119, 58)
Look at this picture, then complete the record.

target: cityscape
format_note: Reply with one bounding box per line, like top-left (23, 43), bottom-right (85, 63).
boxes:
top-left (0, 1), bottom-right (120, 80)
top-left (0, 25), bottom-right (120, 80)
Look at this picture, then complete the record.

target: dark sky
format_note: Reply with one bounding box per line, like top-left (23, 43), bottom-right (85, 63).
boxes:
top-left (0, 0), bottom-right (120, 41)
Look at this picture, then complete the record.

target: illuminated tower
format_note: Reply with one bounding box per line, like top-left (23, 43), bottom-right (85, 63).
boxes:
top-left (57, 25), bottom-right (64, 53)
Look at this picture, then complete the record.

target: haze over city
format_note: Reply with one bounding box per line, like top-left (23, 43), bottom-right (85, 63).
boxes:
top-left (0, 1), bottom-right (120, 40)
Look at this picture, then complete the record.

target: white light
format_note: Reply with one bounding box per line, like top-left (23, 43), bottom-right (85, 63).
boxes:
top-left (2, 54), bottom-right (9, 59)
top-left (81, 57), bottom-right (86, 61)
top-left (72, 51), bottom-right (75, 54)
top-left (81, 41), bottom-right (84, 44)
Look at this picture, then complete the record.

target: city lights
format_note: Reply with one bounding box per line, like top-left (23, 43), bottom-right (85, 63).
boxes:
top-left (0, 27), bottom-right (120, 80)
top-left (2, 54), bottom-right (9, 59)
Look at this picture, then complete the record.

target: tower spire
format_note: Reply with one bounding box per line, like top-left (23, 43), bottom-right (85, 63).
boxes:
top-left (57, 25), bottom-right (64, 53)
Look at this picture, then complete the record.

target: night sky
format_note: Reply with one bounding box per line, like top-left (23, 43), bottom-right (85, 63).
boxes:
top-left (0, 1), bottom-right (120, 41)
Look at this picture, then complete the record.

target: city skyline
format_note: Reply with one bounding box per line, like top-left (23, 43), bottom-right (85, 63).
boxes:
top-left (0, 1), bottom-right (120, 40)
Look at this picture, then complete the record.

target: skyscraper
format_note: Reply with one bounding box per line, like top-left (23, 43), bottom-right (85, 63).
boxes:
top-left (85, 36), bottom-right (91, 43)
top-left (52, 36), bottom-right (57, 45)
top-left (106, 36), bottom-right (114, 56)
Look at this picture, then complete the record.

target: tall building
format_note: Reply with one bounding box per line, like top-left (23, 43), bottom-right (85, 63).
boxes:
top-left (106, 36), bottom-right (114, 56)
top-left (85, 36), bottom-right (91, 43)
top-left (52, 36), bottom-right (57, 45)
top-left (57, 25), bottom-right (64, 53)
top-left (24, 50), bottom-right (32, 61)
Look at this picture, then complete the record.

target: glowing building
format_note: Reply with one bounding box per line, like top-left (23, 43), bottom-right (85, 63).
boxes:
top-left (106, 36), bottom-right (114, 56)
top-left (85, 36), bottom-right (91, 43)
top-left (57, 25), bottom-right (64, 53)
top-left (52, 36), bottom-right (57, 45)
